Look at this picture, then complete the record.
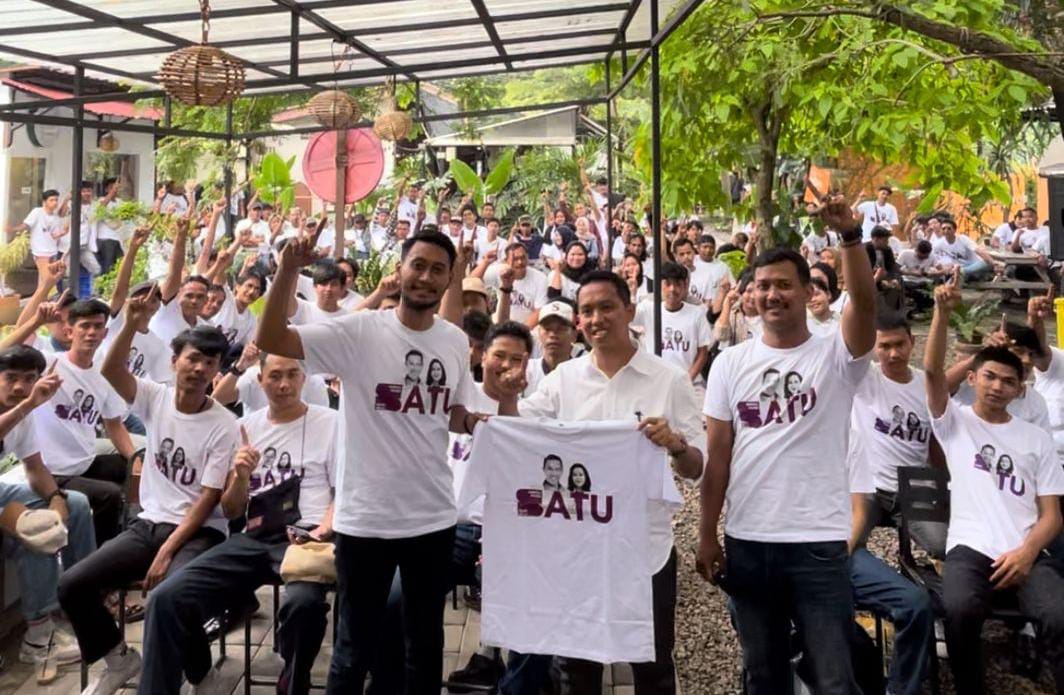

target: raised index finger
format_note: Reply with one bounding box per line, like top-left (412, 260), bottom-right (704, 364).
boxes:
top-left (239, 425), bottom-right (250, 446)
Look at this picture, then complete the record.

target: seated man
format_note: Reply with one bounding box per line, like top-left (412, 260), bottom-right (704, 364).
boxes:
top-left (60, 314), bottom-right (239, 695)
top-left (211, 341), bottom-right (329, 414)
top-left (926, 268), bottom-right (1064, 695)
top-left (897, 240), bottom-right (944, 316)
top-left (0, 345), bottom-right (95, 666)
top-left (33, 299), bottom-right (135, 544)
top-left (137, 354), bottom-right (336, 695)
top-left (288, 261), bottom-right (350, 326)
top-left (930, 219), bottom-right (994, 281)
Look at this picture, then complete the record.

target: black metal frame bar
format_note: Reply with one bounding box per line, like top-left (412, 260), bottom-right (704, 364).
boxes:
top-left (69, 65), bottom-right (83, 292)
top-left (469, 0), bottom-right (512, 71)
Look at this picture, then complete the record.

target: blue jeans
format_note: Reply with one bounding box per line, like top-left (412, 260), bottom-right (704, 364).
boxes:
top-left (0, 482), bottom-right (95, 620)
top-left (851, 548), bottom-right (933, 695)
top-left (960, 258), bottom-right (991, 281)
top-left (724, 535), bottom-right (860, 695)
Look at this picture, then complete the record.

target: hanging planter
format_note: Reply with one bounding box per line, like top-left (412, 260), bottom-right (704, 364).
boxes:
top-left (373, 78), bottom-right (413, 142)
top-left (307, 89), bottom-right (362, 130)
top-left (157, 1), bottom-right (245, 107)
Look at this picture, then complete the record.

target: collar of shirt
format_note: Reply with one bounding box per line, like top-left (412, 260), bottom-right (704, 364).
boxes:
top-left (583, 347), bottom-right (658, 381)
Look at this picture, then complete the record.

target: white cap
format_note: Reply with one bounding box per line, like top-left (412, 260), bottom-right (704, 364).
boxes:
top-left (16, 509), bottom-right (68, 554)
top-left (538, 301), bottom-right (574, 326)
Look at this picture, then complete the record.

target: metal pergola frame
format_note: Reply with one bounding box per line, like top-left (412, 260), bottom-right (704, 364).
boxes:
top-left (0, 0), bottom-right (706, 352)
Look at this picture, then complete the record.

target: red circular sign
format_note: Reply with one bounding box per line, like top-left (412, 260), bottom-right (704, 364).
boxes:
top-left (302, 128), bottom-right (384, 204)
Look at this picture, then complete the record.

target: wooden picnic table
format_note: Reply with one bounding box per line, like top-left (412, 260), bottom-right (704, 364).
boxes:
top-left (966, 250), bottom-right (1054, 292)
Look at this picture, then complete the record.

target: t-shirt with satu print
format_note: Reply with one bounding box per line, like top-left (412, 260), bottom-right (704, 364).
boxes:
top-left (295, 308), bottom-right (473, 538)
top-left (131, 378), bottom-right (239, 535)
top-left (704, 329), bottom-right (870, 542)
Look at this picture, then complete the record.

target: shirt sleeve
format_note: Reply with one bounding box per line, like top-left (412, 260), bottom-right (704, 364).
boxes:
top-left (668, 368), bottom-right (707, 471)
top-left (235, 370), bottom-right (254, 405)
top-left (929, 395), bottom-right (957, 441)
top-left (293, 312), bottom-right (362, 379)
top-left (23, 208), bottom-right (39, 228)
top-left (703, 350), bottom-right (733, 421)
top-left (323, 412), bottom-right (338, 488)
top-left (130, 377), bottom-right (165, 422)
top-left (696, 314), bottom-right (713, 348)
top-left (518, 369), bottom-right (561, 418)
top-left (99, 379), bottom-right (128, 420)
top-left (201, 420), bottom-right (239, 490)
top-left (830, 327), bottom-right (872, 385)
top-left (7, 419), bottom-right (39, 461)
top-left (1035, 431), bottom-right (1064, 496)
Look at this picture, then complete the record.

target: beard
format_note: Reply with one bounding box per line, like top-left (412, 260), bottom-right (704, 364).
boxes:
top-left (402, 294), bottom-right (441, 312)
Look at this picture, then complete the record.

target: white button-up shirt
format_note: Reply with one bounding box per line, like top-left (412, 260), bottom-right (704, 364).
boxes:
top-left (519, 349), bottom-right (706, 570)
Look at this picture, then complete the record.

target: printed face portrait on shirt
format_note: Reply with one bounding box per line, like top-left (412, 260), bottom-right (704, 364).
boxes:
top-left (977, 444), bottom-right (996, 469)
top-left (892, 405), bottom-right (905, 425)
top-left (996, 454), bottom-right (1014, 475)
top-left (568, 463), bottom-right (591, 492)
top-left (404, 350), bottom-right (424, 385)
top-left (427, 358), bottom-right (447, 387)
top-left (543, 454), bottom-right (564, 490)
top-left (783, 371), bottom-right (803, 399)
top-left (760, 368), bottom-right (781, 399)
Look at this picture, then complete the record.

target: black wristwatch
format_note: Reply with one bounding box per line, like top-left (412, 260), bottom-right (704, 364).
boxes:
top-left (45, 489), bottom-right (68, 504)
top-left (499, 286), bottom-right (513, 294)
top-left (229, 364), bottom-right (246, 377)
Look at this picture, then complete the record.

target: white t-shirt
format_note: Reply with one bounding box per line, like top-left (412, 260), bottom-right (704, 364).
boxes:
top-left (484, 265), bottom-right (550, 324)
top-left (397, 198), bottom-right (419, 225)
top-left (849, 365), bottom-right (932, 492)
top-left (461, 417), bottom-right (668, 663)
top-left (856, 201), bottom-right (899, 240)
top-left (931, 400), bottom-right (1064, 560)
top-left (991, 223), bottom-right (1016, 248)
top-left (101, 312), bottom-right (173, 385)
top-left (239, 404), bottom-right (336, 526)
top-left (897, 249), bottom-right (936, 274)
top-left (209, 286), bottom-right (257, 346)
top-left (688, 261), bottom-right (732, 307)
top-left (291, 298), bottom-right (347, 326)
top-left (704, 330), bottom-right (870, 542)
top-left (131, 379), bottom-right (238, 535)
top-left (953, 380), bottom-right (1051, 433)
top-left (449, 383), bottom-right (498, 526)
top-left (519, 350), bottom-right (704, 571)
top-left (149, 298), bottom-right (207, 346)
top-left (96, 200), bottom-right (125, 243)
top-left (1, 416), bottom-right (39, 463)
top-left (632, 301), bottom-right (712, 382)
top-left (1012, 226), bottom-right (1051, 254)
top-left (234, 364), bottom-right (330, 414)
top-left (806, 311), bottom-right (840, 337)
top-left (24, 207), bottom-right (63, 258)
top-left (160, 193), bottom-right (189, 217)
top-left (1033, 346), bottom-right (1064, 457)
top-left (932, 235), bottom-right (978, 267)
top-left (338, 289), bottom-right (364, 312)
top-left (294, 309), bottom-right (473, 538)
top-left (33, 353), bottom-right (127, 477)
top-left (802, 231), bottom-right (838, 257)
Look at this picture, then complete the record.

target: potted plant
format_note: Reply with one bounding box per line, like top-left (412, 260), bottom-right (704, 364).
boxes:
top-left (949, 295), bottom-right (999, 354)
top-left (0, 232), bottom-right (31, 324)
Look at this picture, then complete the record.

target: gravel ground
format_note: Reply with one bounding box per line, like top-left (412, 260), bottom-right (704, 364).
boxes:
top-left (669, 294), bottom-right (1058, 694)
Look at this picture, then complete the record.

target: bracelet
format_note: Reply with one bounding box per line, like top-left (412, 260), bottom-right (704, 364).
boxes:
top-left (498, 287), bottom-right (513, 294)
top-left (229, 364), bottom-right (246, 377)
top-left (838, 237), bottom-right (862, 249)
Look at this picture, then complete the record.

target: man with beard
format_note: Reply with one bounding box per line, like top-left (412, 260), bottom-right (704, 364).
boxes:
top-left (258, 230), bottom-right (489, 694)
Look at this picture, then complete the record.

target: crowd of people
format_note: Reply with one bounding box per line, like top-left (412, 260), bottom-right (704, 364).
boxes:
top-left (0, 169), bottom-right (1060, 695)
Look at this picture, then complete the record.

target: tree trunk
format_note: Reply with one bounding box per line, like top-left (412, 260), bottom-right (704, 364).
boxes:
top-left (749, 99), bottom-right (784, 251)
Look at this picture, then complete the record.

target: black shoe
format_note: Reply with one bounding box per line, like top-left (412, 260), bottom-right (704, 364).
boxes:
top-left (1013, 626), bottom-right (1040, 680)
top-left (444, 652), bottom-right (503, 693)
top-left (464, 585), bottom-right (482, 612)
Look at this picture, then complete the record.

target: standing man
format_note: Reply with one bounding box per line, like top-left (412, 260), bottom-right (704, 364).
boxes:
top-left (688, 234), bottom-right (733, 314)
top-left (697, 197), bottom-right (876, 694)
top-left (524, 300), bottom-right (578, 394)
top-left (257, 230), bottom-right (488, 694)
top-left (633, 262), bottom-right (712, 389)
top-left (95, 177), bottom-right (124, 276)
top-left (495, 270), bottom-right (705, 695)
top-left (853, 186), bottom-right (900, 242)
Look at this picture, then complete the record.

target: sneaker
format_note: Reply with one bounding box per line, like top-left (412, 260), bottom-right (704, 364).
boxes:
top-left (444, 652), bottom-right (503, 692)
top-left (82, 647), bottom-right (141, 695)
top-left (190, 666), bottom-right (228, 695)
top-left (20, 628), bottom-right (81, 666)
top-left (463, 585), bottom-right (482, 612)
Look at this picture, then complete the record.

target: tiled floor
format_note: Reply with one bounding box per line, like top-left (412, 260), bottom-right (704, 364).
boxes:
top-left (0, 587), bottom-right (636, 694)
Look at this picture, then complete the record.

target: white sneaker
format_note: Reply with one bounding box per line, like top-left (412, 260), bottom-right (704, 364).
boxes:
top-left (82, 647), bottom-right (141, 695)
top-left (189, 666), bottom-right (228, 695)
top-left (19, 628), bottom-right (81, 665)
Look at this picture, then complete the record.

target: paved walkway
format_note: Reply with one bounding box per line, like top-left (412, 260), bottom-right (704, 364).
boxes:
top-left (0, 585), bottom-right (636, 694)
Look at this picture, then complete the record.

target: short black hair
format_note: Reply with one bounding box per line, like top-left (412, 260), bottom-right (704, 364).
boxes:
top-left (401, 231), bottom-right (457, 267)
top-left (42, 189), bottom-right (59, 201)
top-left (459, 203), bottom-right (477, 216)
top-left (505, 242), bottom-right (526, 258)
top-left (183, 274), bottom-right (210, 291)
top-left (236, 271), bottom-right (266, 295)
top-left (809, 276), bottom-right (829, 295)
top-left (940, 218), bottom-right (958, 230)
top-left (483, 216), bottom-right (499, 227)
top-left (754, 247), bottom-right (811, 285)
top-left (336, 257), bottom-right (358, 277)
top-left (577, 270), bottom-right (631, 307)
top-left (870, 226), bottom-right (892, 239)
top-left (915, 240), bottom-right (932, 255)
top-left (103, 177), bottom-right (118, 188)
top-left (877, 185), bottom-right (892, 194)
top-left (485, 320), bottom-right (534, 354)
top-left (688, 219), bottom-right (705, 232)
top-left (171, 325), bottom-right (229, 359)
top-left (810, 262), bottom-right (839, 302)
top-left (875, 312), bottom-right (912, 335)
top-left (0, 345), bottom-right (46, 374)
top-left (660, 261), bottom-right (689, 283)
top-left (1004, 321), bottom-right (1045, 357)
top-left (311, 261), bottom-right (345, 286)
top-left (671, 237), bottom-right (695, 254)
top-left (972, 345), bottom-right (1025, 381)
top-left (66, 298), bottom-right (110, 325)
top-left (462, 311), bottom-right (492, 343)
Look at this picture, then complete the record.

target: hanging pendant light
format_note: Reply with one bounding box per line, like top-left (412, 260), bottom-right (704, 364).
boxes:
top-left (157, 0), bottom-right (245, 107)
top-left (373, 78), bottom-right (413, 142)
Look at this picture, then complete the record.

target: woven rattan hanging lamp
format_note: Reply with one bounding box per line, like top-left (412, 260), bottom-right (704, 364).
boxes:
top-left (156, 0), bottom-right (245, 107)
top-left (373, 78), bottom-right (413, 142)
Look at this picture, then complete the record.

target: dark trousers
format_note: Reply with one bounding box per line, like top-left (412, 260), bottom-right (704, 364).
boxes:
top-left (55, 453), bottom-right (128, 544)
top-left (501, 548), bottom-right (678, 695)
top-left (725, 535), bottom-right (860, 695)
top-left (326, 526), bottom-right (455, 695)
top-left (57, 518), bottom-right (224, 663)
top-left (96, 239), bottom-right (124, 277)
top-left (943, 544), bottom-right (1064, 695)
top-left (137, 532), bottom-right (330, 695)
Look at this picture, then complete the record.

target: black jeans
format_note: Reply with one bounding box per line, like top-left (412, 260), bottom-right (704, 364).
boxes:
top-left (55, 453), bottom-right (129, 544)
top-left (326, 526), bottom-right (456, 695)
top-left (724, 536), bottom-right (860, 695)
top-left (95, 239), bottom-right (124, 277)
top-left (943, 544), bottom-right (1064, 695)
top-left (57, 518), bottom-right (224, 663)
top-left (553, 548), bottom-right (678, 695)
top-left (137, 532), bottom-right (330, 695)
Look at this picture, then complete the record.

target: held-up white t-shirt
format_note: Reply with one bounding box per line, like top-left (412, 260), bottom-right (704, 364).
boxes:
top-left (849, 365), bottom-right (932, 493)
top-left (449, 383), bottom-right (499, 526)
top-left (632, 301), bottom-right (712, 382)
top-left (33, 354), bottom-right (127, 477)
top-left (1033, 347), bottom-right (1064, 456)
top-left (24, 207), bottom-right (63, 258)
top-left (931, 400), bottom-right (1064, 560)
top-left (149, 298), bottom-right (207, 346)
top-left (295, 309), bottom-right (473, 538)
top-left (209, 286), bottom-right (257, 347)
top-left (131, 379), bottom-right (239, 535)
top-left (239, 404), bottom-right (336, 526)
top-left (234, 365), bottom-right (330, 414)
top-left (101, 312), bottom-right (173, 385)
top-left (484, 265), bottom-right (550, 324)
top-left (462, 417), bottom-right (669, 663)
top-left (704, 330), bottom-right (870, 542)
